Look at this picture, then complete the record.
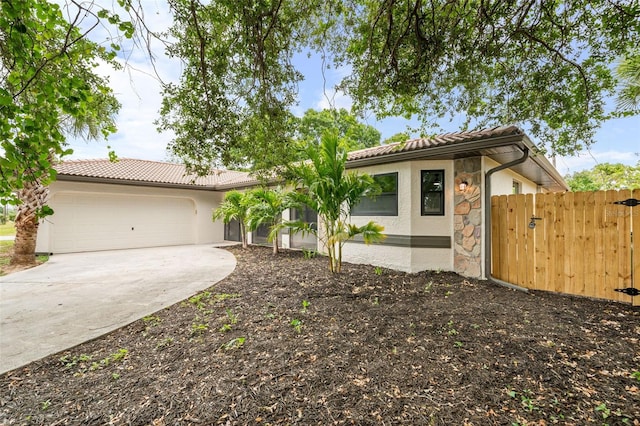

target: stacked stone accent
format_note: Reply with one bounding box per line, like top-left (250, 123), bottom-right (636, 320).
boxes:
top-left (453, 158), bottom-right (482, 278)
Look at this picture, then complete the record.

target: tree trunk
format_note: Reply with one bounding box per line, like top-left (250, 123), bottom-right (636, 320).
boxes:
top-left (11, 179), bottom-right (49, 266)
top-left (240, 224), bottom-right (248, 248)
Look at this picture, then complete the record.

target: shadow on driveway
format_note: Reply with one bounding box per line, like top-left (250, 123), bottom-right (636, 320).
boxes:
top-left (0, 245), bottom-right (236, 374)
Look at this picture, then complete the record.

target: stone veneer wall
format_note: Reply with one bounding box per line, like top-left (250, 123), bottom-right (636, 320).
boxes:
top-left (453, 158), bottom-right (482, 278)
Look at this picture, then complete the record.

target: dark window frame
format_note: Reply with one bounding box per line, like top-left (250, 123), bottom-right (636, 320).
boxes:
top-left (351, 172), bottom-right (399, 216)
top-left (421, 170), bottom-right (445, 216)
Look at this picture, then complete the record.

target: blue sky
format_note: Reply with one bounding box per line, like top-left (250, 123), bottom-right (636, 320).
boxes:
top-left (65, 2), bottom-right (639, 176)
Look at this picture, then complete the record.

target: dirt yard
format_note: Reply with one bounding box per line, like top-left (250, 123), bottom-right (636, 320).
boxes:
top-left (1, 245), bottom-right (638, 425)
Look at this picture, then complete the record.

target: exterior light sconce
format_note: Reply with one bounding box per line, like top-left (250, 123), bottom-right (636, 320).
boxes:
top-left (459, 181), bottom-right (468, 192)
top-left (528, 216), bottom-right (542, 229)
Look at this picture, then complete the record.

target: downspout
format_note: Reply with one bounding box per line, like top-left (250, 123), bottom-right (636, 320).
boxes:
top-left (484, 146), bottom-right (530, 292)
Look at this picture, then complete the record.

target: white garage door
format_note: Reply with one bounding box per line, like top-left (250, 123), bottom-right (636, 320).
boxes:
top-left (50, 192), bottom-right (197, 253)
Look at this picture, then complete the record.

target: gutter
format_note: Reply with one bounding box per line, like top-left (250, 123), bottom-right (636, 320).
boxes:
top-left (484, 146), bottom-right (531, 292)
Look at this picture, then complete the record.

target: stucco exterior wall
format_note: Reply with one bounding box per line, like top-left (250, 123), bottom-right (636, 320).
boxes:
top-left (484, 158), bottom-right (539, 196)
top-left (342, 160), bottom-right (454, 273)
top-left (36, 180), bottom-right (223, 253)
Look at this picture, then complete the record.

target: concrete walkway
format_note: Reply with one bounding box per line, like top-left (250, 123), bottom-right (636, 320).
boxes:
top-left (0, 245), bottom-right (236, 374)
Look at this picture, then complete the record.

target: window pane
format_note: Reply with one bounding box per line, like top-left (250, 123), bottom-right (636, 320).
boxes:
top-left (352, 172), bottom-right (398, 216)
top-left (421, 170), bottom-right (444, 216)
top-left (422, 193), bottom-right (442, 214)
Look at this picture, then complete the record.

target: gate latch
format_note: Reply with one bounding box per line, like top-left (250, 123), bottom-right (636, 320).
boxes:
top-left (613, 198), bottom-right (639, 207)
top-left (614, 288), bottom-right (640, 297)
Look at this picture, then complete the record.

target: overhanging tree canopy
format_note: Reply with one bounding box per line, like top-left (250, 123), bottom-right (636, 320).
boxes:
top-left (158, 0), bottom-right (639, 172)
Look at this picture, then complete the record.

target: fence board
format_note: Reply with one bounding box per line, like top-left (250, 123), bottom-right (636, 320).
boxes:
top-left (593, 191), bottom-right (607, 298)
top-left (506, 195), bottom-right (518, 285)
top-left (543, 193), bottom-right (556, 293)
top-left (515, 194), bottom-right (527, 287)
top-left (491, 189), bottom-right (636, 305)
top-left (562, 192), bottom-right (575, 293)
top-left (573, 192), bottom-right (586, 296)
top-left (491, 196), bottom-right (501, 280)
top-left (604, 191), bottom-right (620, 301)
top-left (534, 193), bottom-right (547, 290)
top-left (582, 192), bottom-right (595, 298)
top-left (633, 189), bottom-right (640, 307)
top-left (524, 193), bottom-right (535, 288)
top-left (618, 189), bottom-right (632, 303)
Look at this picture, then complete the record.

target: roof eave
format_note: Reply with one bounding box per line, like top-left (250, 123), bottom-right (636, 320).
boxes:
top-left (56, 174), bottom-right (217, 191)
top-left (346, 134), bottom-right (527, 167)
top-left (346, 133), bottom-right (568, 192)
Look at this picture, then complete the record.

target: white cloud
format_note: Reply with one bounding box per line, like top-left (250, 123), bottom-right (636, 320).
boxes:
top-left (556, 149), bottom-right (640, 176)
top-left (315, 88), bottom-right (353, 111)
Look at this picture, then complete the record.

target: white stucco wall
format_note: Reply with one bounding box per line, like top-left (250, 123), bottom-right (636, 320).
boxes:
top-left (484, 158), bottom-right (539, 196)
top-left (342, 160), bottom-right (454, 273)
top-left (36, 180), bottom-right (224, 253)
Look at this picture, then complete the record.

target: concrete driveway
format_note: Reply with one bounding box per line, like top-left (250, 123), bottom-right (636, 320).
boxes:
top-left (0, 244), bottom-right (236, 374)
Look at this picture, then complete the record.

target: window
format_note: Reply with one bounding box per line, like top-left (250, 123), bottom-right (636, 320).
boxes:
top-left (512, 180), bottom-right (521, 194)
top-left (351, 172), bottom-right (398, 216)
top-left (224, 219), bottom-right (242, 242)
top-left (291, 206), bottom-right (318, 231)
top-left (421, 170), bottom-right (444, 216)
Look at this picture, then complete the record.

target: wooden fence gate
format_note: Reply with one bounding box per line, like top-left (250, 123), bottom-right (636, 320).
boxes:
top-left (491, 189), bottom-right (640, 306)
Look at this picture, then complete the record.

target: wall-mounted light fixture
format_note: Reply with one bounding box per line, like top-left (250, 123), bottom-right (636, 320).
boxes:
top-left (459, 181), bottom-right (468, 192)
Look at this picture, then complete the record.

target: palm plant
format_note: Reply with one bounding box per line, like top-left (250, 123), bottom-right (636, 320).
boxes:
top-left (212, 190), bottom-right (252, 248)
top-left (616, 53), bottom-right (640, 112)
top-left (246, 187), bottom-right (296, 255)
top-left (287, 131), bottom-right (385, 273)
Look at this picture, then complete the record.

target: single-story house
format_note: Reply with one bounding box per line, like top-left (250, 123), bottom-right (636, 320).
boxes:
top-left (36, 125), bottom-right (568, 279)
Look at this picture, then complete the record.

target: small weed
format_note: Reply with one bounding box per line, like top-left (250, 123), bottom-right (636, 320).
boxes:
top-left (301, 300), bottom-right (310, 313)
top-left (142, 315), bottom-right (161, 326)
top-left (111, 373), bottom-right (121, 380)
top-left (265, 312), bottom-right (275, 320)
top-left (186, 291), bottom-right (212, 309)
top-left (219, 323), bottom-right (232, 333)
top-left (191, 322), bottom-right (208, 336)
top-left (41, 400), bottom-right (51, 411)
top-left (225, 308), bottom-right (238, 324)
top-left (446, 320), bottom-right (458, 335)
top-left (302, 248), bottom-right (317, 259)
top-left (221, 337), bottom-right (246, 350)
top-left (444, 290), bottom-right (453, 297)
top-left (454, 341), bottom-right (463, 348)
top-left (507, 388), bottom-right (538, 412)
top-left (595, 402), bottom-right (611, 420)
top-left (371, 296), bottom-right (379, 306)
top-left (60, 354), bottom-right (92, 369)
top-left (471, 323), bottom-right (480, 329)
top-left (632, 371), bottom-right (640, 381)
top-left (423, 281), bottom-right (433, 293)
top-left (89, 349), bottom-right (129, 371)
top-left (156, 337), bottom-right (174, 349)
top-left (213, 293), bottom-right (241, 302)
top-left (373, 266), bottom-right (383, 276)
top-left (290, 318), bottom-right (303, 333)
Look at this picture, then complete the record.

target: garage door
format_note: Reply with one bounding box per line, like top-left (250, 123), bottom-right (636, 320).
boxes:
top-left (50, 192), bottom-right (197, 253)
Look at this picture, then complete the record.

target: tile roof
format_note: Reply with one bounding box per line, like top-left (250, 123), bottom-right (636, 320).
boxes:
top-left (55, 158), bottom-right (253, 189)
top-left (347, 125), bottom-right (523, 161)
top-left (55, 126), bottom-right (556, 190)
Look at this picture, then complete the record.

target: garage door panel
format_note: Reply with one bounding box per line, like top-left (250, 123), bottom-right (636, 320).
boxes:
top-left (50, 192), bottom-right (197, 253)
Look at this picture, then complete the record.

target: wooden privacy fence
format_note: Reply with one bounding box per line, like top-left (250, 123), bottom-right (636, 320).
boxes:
top-left (491, 189), bottom-right (640, 306)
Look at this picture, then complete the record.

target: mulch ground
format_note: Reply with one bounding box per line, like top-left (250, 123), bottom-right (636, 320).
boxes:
top-left (1, 245), bottom-right (639, 425)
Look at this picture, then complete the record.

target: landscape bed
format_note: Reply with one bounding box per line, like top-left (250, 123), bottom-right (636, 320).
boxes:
top-left (1, 245), bottom-right (638, 425)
